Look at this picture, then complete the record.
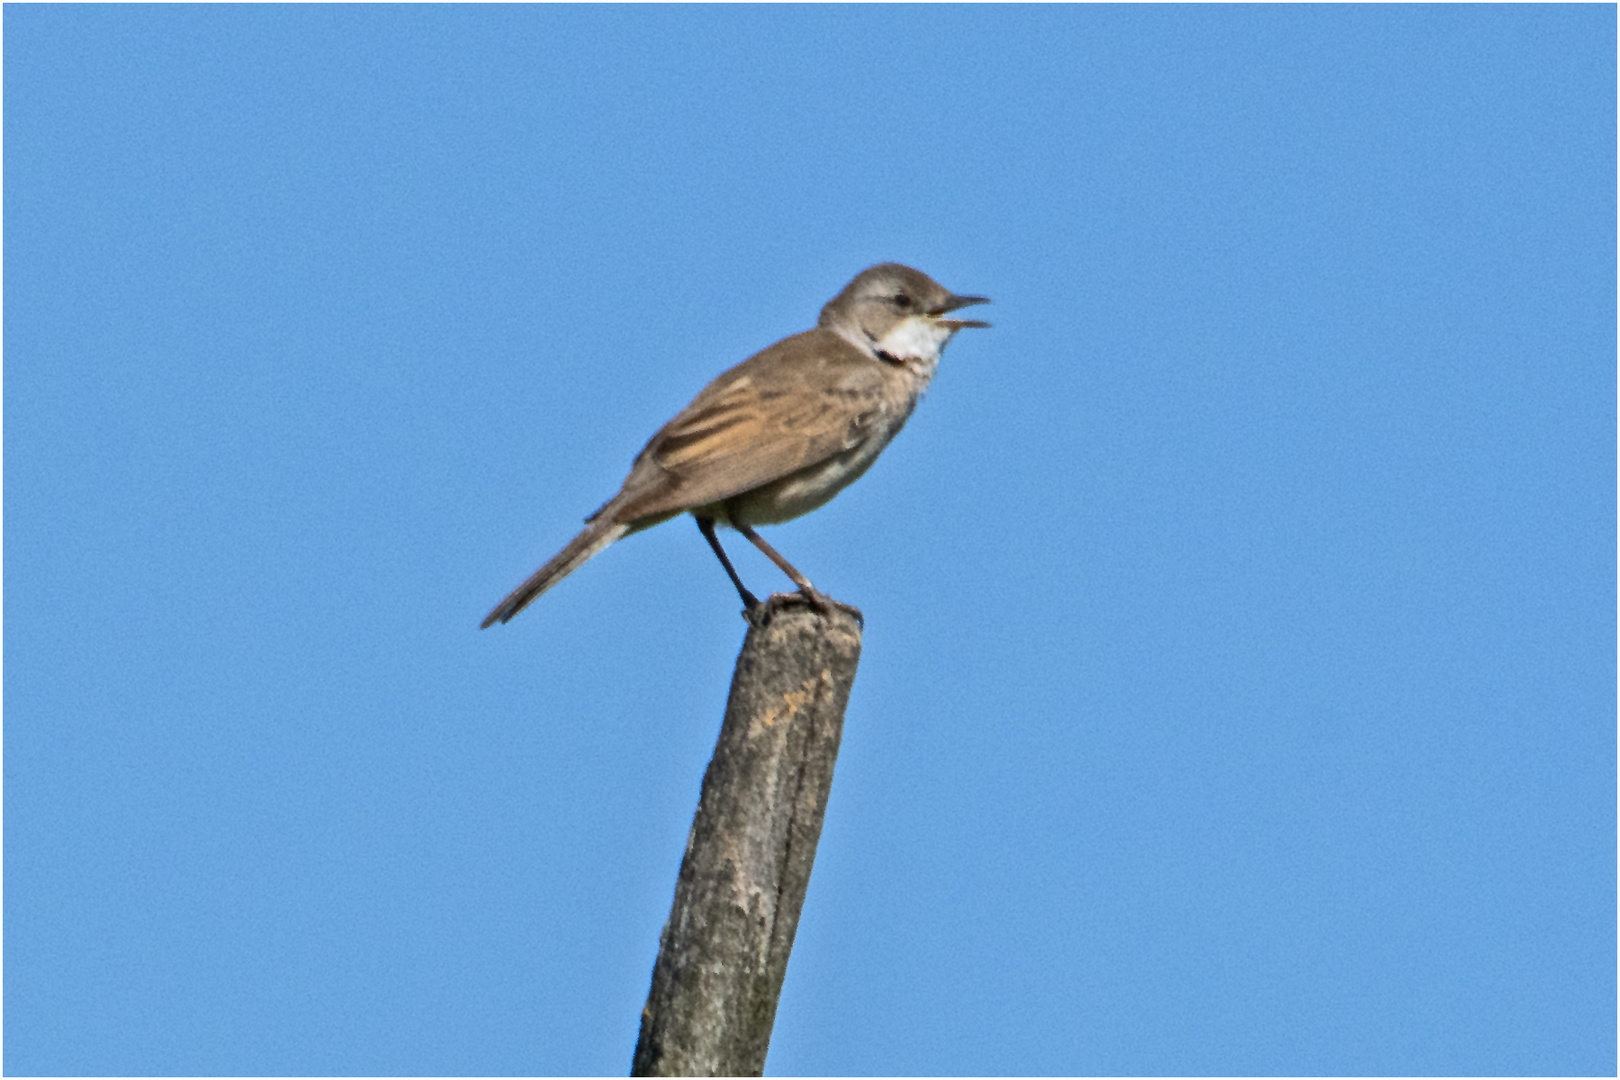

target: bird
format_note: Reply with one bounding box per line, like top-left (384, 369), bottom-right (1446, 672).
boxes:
top-left (481, 262), bottom-right (990, 627)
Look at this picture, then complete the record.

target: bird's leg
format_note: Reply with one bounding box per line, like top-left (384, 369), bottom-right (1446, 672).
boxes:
top-left (696, 516), bottom-right (760, 610)
top-left (732, 522), bottom-right (831, 612)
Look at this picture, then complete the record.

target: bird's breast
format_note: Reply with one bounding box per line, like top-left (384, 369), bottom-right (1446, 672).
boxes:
top-left (721, 421), bottom-right (899, 526)
top-left (712, 333), bottom-right (943, 528)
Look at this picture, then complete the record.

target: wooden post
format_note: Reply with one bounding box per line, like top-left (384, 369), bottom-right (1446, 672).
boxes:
top-left (631, 594), bottom-right (864, 1077)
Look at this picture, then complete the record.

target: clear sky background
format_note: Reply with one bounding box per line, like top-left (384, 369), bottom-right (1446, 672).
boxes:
top-left (5, 6), bottom-right (1614, 1076)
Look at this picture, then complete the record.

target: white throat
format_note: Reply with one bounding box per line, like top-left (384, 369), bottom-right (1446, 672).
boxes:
top-left (879, 315), bottom-right (954, 362)
top-left (837, 315), bottom-right (954, 369)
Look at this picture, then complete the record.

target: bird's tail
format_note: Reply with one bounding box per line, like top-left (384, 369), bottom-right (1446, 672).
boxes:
top-left (480, 518), bottom-right (630, 628)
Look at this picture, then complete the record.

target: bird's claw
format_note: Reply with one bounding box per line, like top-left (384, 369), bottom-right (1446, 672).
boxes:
top-left (741, 589), bottom-right (863, 629)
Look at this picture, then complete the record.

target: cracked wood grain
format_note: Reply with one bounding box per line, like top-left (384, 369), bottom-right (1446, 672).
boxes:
top-left (631, 594), bottom-right (864, 1077)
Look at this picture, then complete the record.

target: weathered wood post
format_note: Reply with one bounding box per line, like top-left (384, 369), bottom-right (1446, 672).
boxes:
top-left (631, 594), bottom-right (864, 1077)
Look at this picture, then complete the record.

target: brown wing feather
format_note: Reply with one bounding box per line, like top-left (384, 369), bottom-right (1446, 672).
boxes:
top-left (602, 328), bottom-right (881, 525)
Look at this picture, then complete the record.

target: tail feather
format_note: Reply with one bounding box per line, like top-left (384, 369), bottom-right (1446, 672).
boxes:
top-left (481, 519), bottom-right (630, 628)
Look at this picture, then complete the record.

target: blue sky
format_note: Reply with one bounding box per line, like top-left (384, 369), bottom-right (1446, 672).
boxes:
top-left (5, 5), bottom-right (1613, 1076)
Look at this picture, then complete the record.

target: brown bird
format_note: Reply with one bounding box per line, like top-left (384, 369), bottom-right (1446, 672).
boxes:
top-left (481, 263), bottom-right (990, 627)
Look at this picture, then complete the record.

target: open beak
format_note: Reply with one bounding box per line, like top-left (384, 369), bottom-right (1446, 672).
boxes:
top-left (931, 293), bottom-right (991, 330)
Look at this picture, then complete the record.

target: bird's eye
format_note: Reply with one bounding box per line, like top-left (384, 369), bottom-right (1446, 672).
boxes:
top-left (893, 293), bottom-right (913, 309)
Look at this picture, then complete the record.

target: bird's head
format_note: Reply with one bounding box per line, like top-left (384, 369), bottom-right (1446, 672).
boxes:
top-left (820, 263), bottom-right (990, 363)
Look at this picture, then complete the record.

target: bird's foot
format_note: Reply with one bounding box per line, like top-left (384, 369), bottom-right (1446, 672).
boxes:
top-left (742, 589), bottom-right (864, 629)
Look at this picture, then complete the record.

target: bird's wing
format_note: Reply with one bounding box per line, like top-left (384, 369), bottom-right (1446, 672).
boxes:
top-left (601, 328), bottom-right (886, 524)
